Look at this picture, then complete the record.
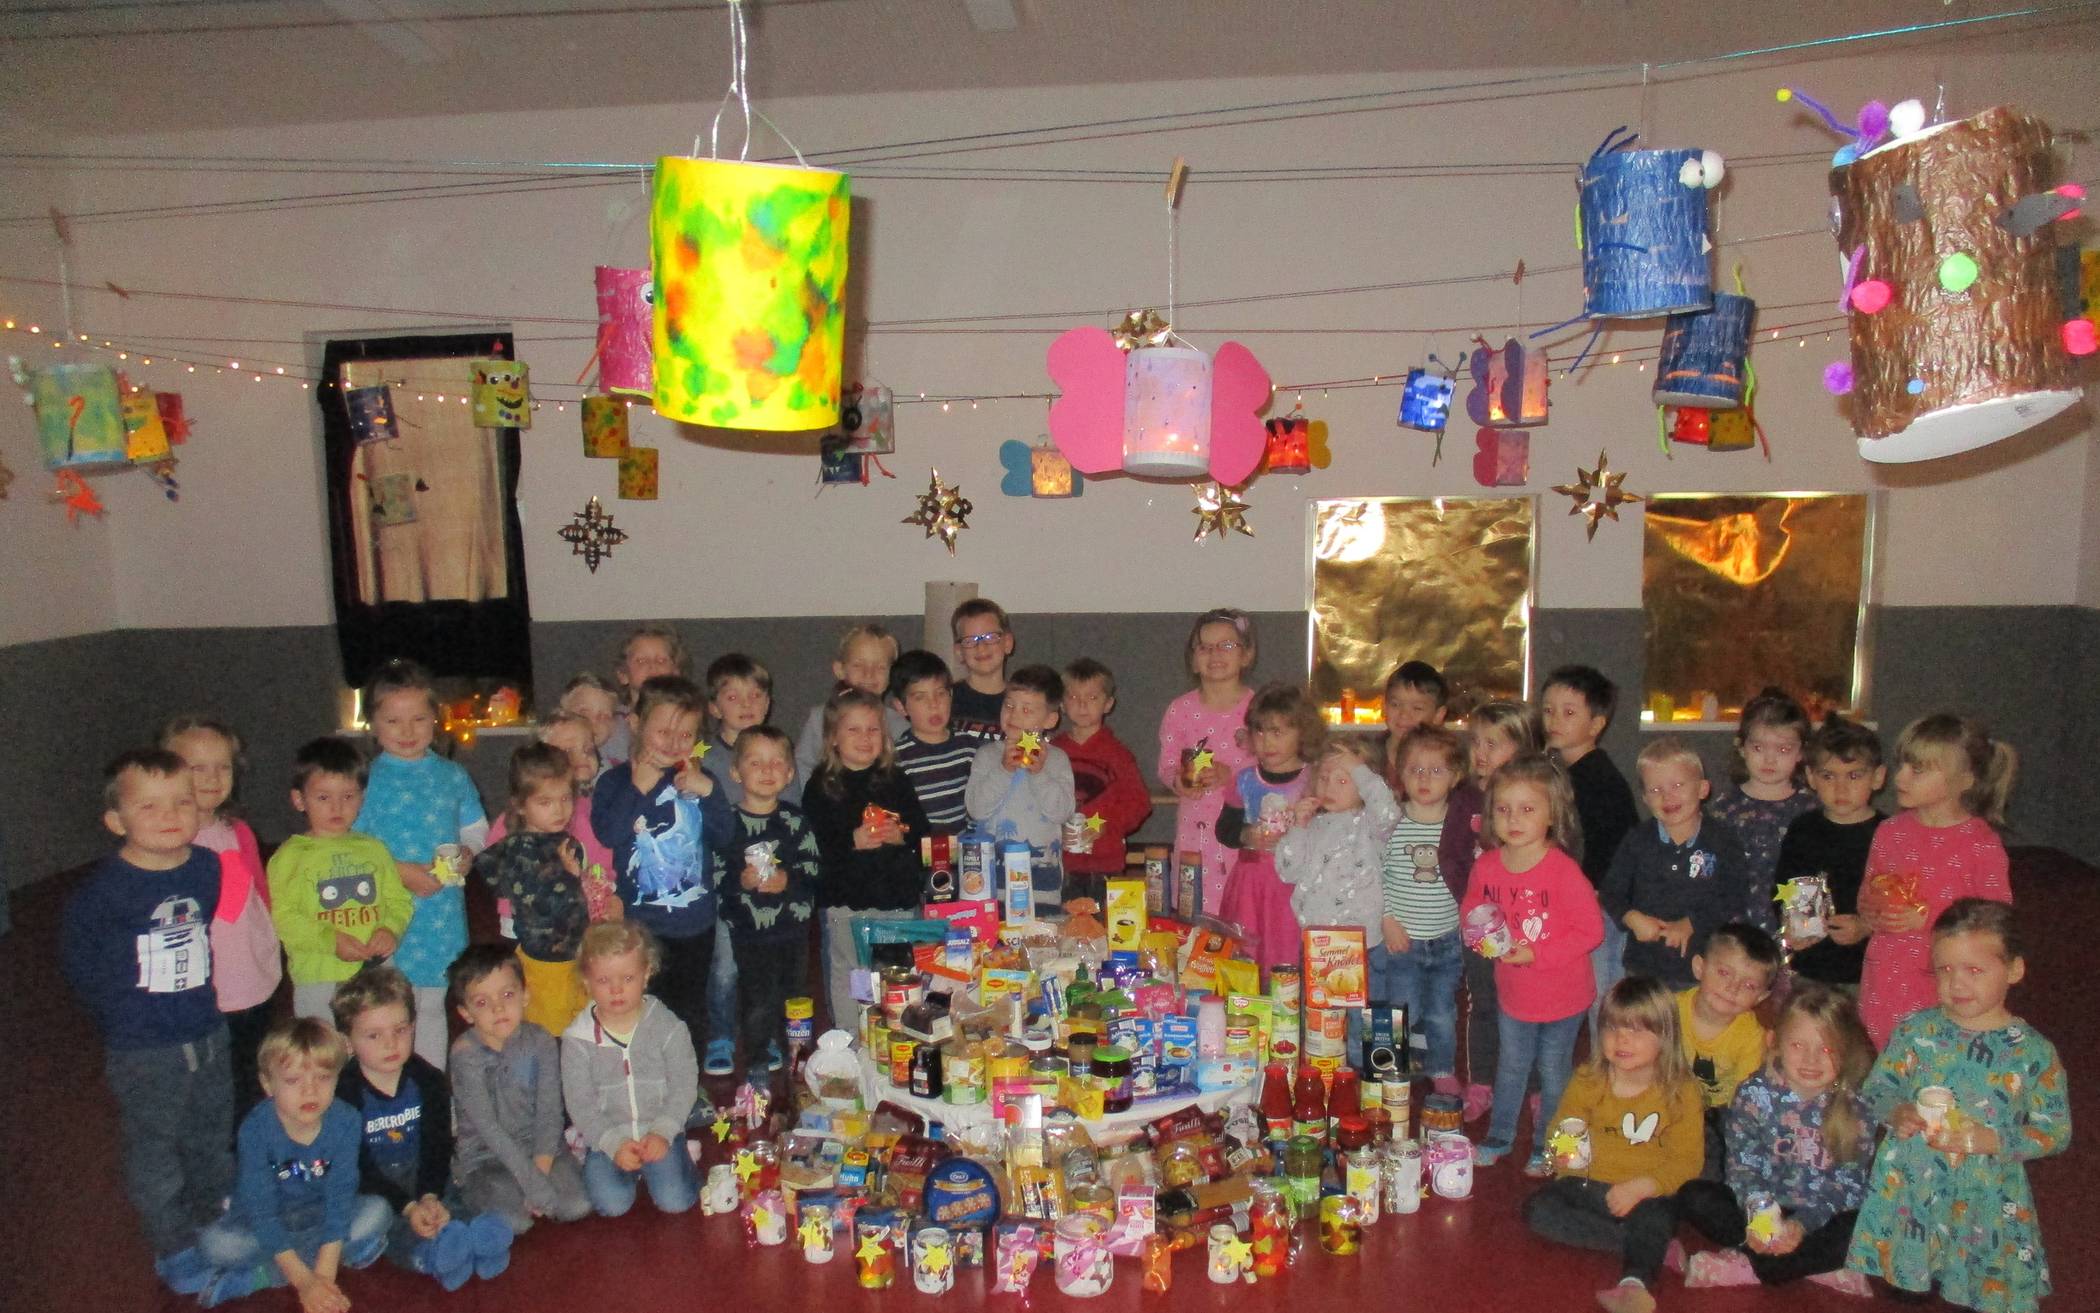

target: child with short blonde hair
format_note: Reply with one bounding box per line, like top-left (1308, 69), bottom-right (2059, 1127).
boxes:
top-left (603, 624), bottom-right (691, 763)
top-left (563, 923), bottom-right (700, 1217)
top-left (557, 672), bottom-right (621, 760)
top-left (1601, 737), bottom-right (1749, 992)
top-left (797, 624), bottom-right (908, 780)
top-left (1373, 726), bottom-right (1467, 1084)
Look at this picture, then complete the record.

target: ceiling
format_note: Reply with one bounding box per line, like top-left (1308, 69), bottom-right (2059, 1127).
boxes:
top-left (0, 0), bottom-right (2041, 139)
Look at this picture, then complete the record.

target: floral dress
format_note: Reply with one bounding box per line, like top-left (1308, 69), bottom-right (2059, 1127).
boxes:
top-left (1846, 1009), bottom-right (2070, 1313)
top-left (1708, 786), bottom-right (1817, 931)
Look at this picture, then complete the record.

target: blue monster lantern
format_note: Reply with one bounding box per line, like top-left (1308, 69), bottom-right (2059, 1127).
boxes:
top-left (1398, 368), bottom-right (1456, 433)
top-left (1655, 292), bottom-right (1757, 409)
top-left (1578, 129), bottom-right (1721, 320)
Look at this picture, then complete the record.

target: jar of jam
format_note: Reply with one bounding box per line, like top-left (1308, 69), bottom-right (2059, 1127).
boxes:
top-left (1093, 1044), bottom-right (1134, 1113)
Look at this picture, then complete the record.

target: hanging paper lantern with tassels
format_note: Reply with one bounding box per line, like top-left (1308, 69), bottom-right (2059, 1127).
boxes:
top-left (1045, 316), bottom-right (1272, 484)
top-left (651, 155), bottom-right (850, 431)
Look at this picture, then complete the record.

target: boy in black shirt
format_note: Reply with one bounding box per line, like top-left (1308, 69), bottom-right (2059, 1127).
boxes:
top-left (1774, 717), bottom-right (1885, 986)
top-left (1540, 665), bottom-right (1640, 1023)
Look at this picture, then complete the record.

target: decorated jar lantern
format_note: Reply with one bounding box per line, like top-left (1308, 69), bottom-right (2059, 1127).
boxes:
top-left (594, 265), bottom-right (655, 396)
top-left (1828, 105), bottom-right (2084, 462)
top-left (1053, 1215), bottom-right (1113, 1297)
top-left (1579, 131), bottom-right (1721, 319)
top-left (651, 155), bottom-right (850, 431)
top-left (1655, 292), bottom-right (1757, 408)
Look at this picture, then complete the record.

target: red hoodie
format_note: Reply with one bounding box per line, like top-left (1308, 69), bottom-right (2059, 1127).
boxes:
top-left (1052, 724), bottom-right (1155, 877)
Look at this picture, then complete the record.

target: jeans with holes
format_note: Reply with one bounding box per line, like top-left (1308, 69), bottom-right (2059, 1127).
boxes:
top-left (582, 1145), bottom-right (697, 1217)
top-left (1367, 931), bottom-right (1464, 1078)
top-left (1485, 1011), bottom-right (1584, 1157)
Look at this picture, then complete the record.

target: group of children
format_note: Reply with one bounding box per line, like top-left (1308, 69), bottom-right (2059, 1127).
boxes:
top-left (62, 603), bottom-right (2067, 1313)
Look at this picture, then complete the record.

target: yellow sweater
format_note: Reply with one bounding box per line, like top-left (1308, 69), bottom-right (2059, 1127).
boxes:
top-left (1549, 1066), bottom-right (1706, 1194)
top-left (1676, 988), bottom-right (1769, 1109)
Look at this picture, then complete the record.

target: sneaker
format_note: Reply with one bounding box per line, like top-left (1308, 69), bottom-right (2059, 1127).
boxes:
top-left (200, 1264), bottom-right (268, 1309)
top-left (704, 1038), bottom-right (736, 1077)
top-left (1685, 1249), bottom-right (1759, 1288)
top-left (1522, 1151), bottom-right (1554, 1178)
top-left (1462, 1083), bottom-right (1493, 1122)
top-left (764, 1043), bottom-right (785, 1072)
top-left (468, 1214), bottom-right (514, 1281)
top-left (424, 1220), bottom-right (475, 1292)
top-left (1807, 1268), bottom-right (1873, 1297)
top-left (1473, 1140), bottom-right (1511, 1167)
top-left (154, 1247), bottom-right (213, 1296)
top-left (1595, 1278), bottom-right (1656, 1313)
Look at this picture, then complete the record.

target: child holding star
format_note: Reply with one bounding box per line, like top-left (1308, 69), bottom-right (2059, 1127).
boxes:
top-left (964, 665), bottom-right (1076, 909)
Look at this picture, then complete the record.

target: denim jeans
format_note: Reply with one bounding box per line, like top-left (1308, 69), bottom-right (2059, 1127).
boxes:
top-left (582, 1145), bottom-right (698, 1217)
top-left (707, 920), bottom-right (739, 1052)
top-left (199, 1193), bottom-right (391, 1280)
top-left (1588, 919), bottom-right (1628, 1043)
top-left (1485, 1011), bottom-right (1584, 1156)
top-left (1367, 931), bottom-right (1464, 1077)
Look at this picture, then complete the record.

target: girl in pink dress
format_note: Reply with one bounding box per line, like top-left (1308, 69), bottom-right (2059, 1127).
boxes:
top-left (1156, 609), bottom-right (1258, 912)
top-left (1216, 683), bottom-right (1325, 972)
top-left (1857, 714), bottom-right (2015, 1047)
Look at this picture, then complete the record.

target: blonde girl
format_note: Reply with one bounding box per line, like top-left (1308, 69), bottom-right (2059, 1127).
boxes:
top-left (1156, 608), bottom-right (1259, 911)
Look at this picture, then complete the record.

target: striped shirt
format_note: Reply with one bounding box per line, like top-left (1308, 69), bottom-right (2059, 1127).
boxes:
top-left (1382, 815), bottom-right (1459, 937)
top-left (895, 731), bottom-right (975, 833)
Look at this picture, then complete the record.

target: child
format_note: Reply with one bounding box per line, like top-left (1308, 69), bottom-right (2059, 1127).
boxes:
top-left (1459, 753), bottom-right (1602, 1172)
top-left (890, 648), bottom-right (976, 836)
top-left (1676, 983), bottom-right (1875, 1291)
top-left (1602, 738), bottom-right (1749, 992)
top-left (353, 659), bottom-right (489, 1066)
top-left (1857, 714), bottom-right (2014, 1048)
top-left (1053, 656), bottom-right (1155, 905)
top-left (196, 1019), bottom-right (390, 1310)
top-left (61, 748), bottom-right (233, 1297)
top-left (795, 625), bottom-right (909, 783)
top-left (562, 922), bottom-right (701, 1217)
top-left (1777, 717), bottom-right (1886, 988)
top-left (1847, 899), bottom-right (2066, 1312)
top-left (162, 714), bottom-right (281, 1125)
top-left (1216, 683), bottom-right (1322, 972)
top-left (804, 688), bottom-right (932, 1030)
top-left (590, 675), bottom-right (732, 1049)
top-left (331, 966), bottom-right (511, 1291)
top-left (1678, 923), bottom-right (1780, 1173)
top-left (1708, 688), bottom-right (1818, 930)
top-left (703, 651), bottom-right (780, 1076)
top-left (269, 737), bottom-right (412, 1024)
top-left (483, 711), bottom-right (619, 939)
top-left (1379, 659), bottom-right (1450, 779)
top-left (965, 664), bottom-right (1078, 909)
top-left (1457, 699), bottom-right (1543, 1122)
top-left (447, 944), bottom-right (591, 1237)
top-left (604, 623), bottom-right (690, 764)
top-left (1523, 977), bottom-right (1706, 1313)
top-left (710, 726), bottom-right (821, 1076)
top-left (1157, 608), bottom-right (1258, 912)
top-left (1542, 665), bottom-right (1640, 1014)
top-left (950, 597), bottom-right (1014, 744)
top-left (1373, 726), bottom-right (1466, 1085)
top-left (1278, 739), bottom-right (1400, 1058)
top-left (557, 671), bottom-right (622, 766)
top-left (473, 743), bottom-right (598, 1034)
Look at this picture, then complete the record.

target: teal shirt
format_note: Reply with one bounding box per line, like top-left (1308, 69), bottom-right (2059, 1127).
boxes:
top-left (354, 751), bottom-right (486, 986)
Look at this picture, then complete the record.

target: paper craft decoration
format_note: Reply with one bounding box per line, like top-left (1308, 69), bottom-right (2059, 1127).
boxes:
top-left (819, 433), bottom-right (867, 485)
top-left (618, 446), bottom-right (659, 500)
top-left (370, 471), bottom-right (419, 526)
top-left (651, 155), bottom-right (850, 431)
top-left (582, 395), bottom-right (629, 457)
top-left (831, 383), bottom-right (895, 455)
top-left (1262, 413), bottom-right (1330, 475)
top-left (1553, 450), bottom-right (1643, 539)
top-left (18, 360), bottom-right (126, 469)
top-left (344, 385), bottom-right (398, 445)
top-left (1466, 338), bottom-right (1550, 427)
top-left (1824, 104), bottom-right (2084, 462)
top-left (50, 468), bottom-right (104, 522)
top-left (155, 392), bottom-right (191, 444)
top-left (1471, 427), bottom-right (1529, 487)
top-left (1668, 408), bottom-right (1711, 445)
top-left (1577, 129), bottom-right (1721, 319)
top-left (1045, 324), bottom-right (1272, 484)
top-left (557, 496), bottom-right (628, 572)
top-left (595, 265), bottom-right (654, 396)
top-left (1707, 404), bottom-right (1760, 452)
top-left (1397, 367), bottom-right (1456, 434)
top-left (902, 468), bottom-right (972, 552)
top-left (998, 440), bottom-right (1082, 498)
top-left (1191, 480), bottom-right (1252, 541)
top-left (1655, 292), bottom-right (1756, 408)
top-left (471, 360), bottom-right (531, 429)
top-left (120, 386), bottom-right (172, 463)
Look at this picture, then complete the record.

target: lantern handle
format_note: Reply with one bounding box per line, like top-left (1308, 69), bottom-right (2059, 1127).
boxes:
top-left (700, 0), bottom-right (810, 167)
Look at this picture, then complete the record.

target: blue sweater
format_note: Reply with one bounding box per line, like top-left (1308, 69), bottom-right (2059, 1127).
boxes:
top-left (590, 763), bottom-right (732, 940)
top-left (61, 848), bottom-right (223, 1050)
top-left (231, 1100), bottom-right (364, 1256)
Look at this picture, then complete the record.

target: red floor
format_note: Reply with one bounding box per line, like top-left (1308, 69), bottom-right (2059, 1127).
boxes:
top-left (4, 852), bottom-right (2091, 1313)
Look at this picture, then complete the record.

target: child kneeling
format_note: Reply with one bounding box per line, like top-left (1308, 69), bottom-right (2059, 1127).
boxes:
top-left (562, 921), bottom-right (700, 1216)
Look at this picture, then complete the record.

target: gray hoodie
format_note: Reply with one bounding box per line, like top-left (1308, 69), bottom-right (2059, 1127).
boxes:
top-left (451, 1021), bottom-right (567, 1209)
top-left (560, 997), bottom-right (698, 1157)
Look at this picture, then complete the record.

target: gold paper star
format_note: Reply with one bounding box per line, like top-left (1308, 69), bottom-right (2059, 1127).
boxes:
top-left (733, 1151), bottom-right (759, 1183)
top-left (799, 1217), bottom-right (831, 1250)
top-left (1552, 449), bottom-right (1642, 540)
top-left (1084, 813), bottom-right (1107, 836)
top-left (556, 496), bottom-right (629, 572)
top-left (1190, 747), bottom-right (1216, 776)
top-left (903, 467), bottom-right (973, 554)
top-left (1192, 481), bottom-right (1253, 541)
top-left (856, 1234), bottom-right (889, 1264)
top-left (1111, 308), bottom-right (1173, 351)
top-left (711, 1114), bottom-right (733, 1142)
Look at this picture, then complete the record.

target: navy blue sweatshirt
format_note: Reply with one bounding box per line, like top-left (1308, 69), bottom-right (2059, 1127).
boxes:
top-left (337, 1054), bottom-right (454, 1212)
top-left (1600, 815), bottom-right (1750, 990)
top-left (62, 848), bottom-right (223, 1050)
top-left (590, 763), bottom-right (732, 940)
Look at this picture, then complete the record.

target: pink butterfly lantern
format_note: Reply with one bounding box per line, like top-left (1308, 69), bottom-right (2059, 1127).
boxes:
top-left (1046, 319), bottom-right (1272, 484)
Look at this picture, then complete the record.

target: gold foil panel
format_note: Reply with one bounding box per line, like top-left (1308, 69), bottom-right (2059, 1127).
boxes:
top-left (1642, 494), bottom-right (1868, 721)
top-left (1310, 497), bottom-right (1533, 718)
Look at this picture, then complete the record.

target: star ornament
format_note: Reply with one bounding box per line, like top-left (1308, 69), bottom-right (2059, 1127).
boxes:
top-left (711, 1114), bottom-right (733, 1143)
top-left (1548, 1128), bottom-right (1582, 1159)
top-left (1015, 730), bottom-right (1043, 755)
top-left (557, 496), bottom-right (628, 572)
top-left (690, 740), bottom-right (712, 763)
top-left (1552, 450), bottom-right (1642, 540)
top-left (1746, 1210), bottom-right (1781, 1243)
top-left (1084, 813), bottom-right (1107, 837)
top-left (733, 1151), bottom-right (760, 1184)
top-left (799, 1217), bottom-right (831, 1250)
top-left (1774, 879), bottom-right (1800, 905)
top-left (1191, 480), bottom-right (1253, 541)
top-left (921, 1243), bottom-right (953, 1275)
top-left (856, 1234), bottom-right (890, 1264)
top-left (1189, 747), bottom-right (1216, 776)
top-left (903, 467), bottom-right (973, 553)
top-left (1219, 1235), bottom-right (1253, 1269)
top-left (1111, 308), bottom-right (1173, 351)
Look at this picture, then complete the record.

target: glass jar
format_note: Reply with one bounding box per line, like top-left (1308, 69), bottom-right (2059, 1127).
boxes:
top-left (1093, 1045), bottom-right (1134, 1113)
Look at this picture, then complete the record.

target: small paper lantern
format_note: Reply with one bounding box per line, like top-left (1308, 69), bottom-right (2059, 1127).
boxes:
top-left (1471, 427), bottom-right (1529, 486)
top-left (1655, 292), bottom-right (1756, 408)
top-left (595, 266), bottom-right (654, 396)
top-left (1669, 407), bottom-right (1713, 445)
top-left (1466, 338), bottom-right (1550, 427)
top-left (471, 360), bottom-right (531, 429)
top-left (831, 383), bottom-right (894, 455)
top-left (121, 386), bottom-right (171, 463)
top-left (819, 433), bottom-right (866, 485)
top-left (651, 155), bottom-right (850, 431)
top-left (1397, 368), bottom-right (1455, 433)
top-left (581, 395), bottom-right (629, 457)
top-left (19, 360), bottom-right (127, 469)
top-left (1708, 406), bottom-right (1759, 451)
top-left (345, 386), bottom-right (397, 445)
top-left (618, 446), bottom-right (659, 500)
top-left (1123, 346), bottom-right (1213, 476)
top-left (1030, 444), bottom-right (1080, 498)
top-left (155, 392), bottom-right (191, 443)
top-left (1264, 415), bottom-right (1312, 474)
top-left (1579, 134), bottom-right (1718, 319)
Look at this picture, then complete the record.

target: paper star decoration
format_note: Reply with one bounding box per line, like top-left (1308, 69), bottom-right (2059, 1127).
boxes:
top-left (1189, 747), bottom-right (1216, 776)
top-left (733, 1152), bottom-right (760, 1184)
top-left (711, 1114), bottom-right (733, 1142)
top-left (1219, 1235), bottom-right (1253, 1269)
top-left (1551, 450), bottom-right (1642, 540)
top-left (1084, 813), bottom-right (1107, 836)
top-left (1191, 481), bottom-right (1253, 541)
top-left (1015, 730), bottom-right (1043, 755)
top-left (1548, 1128), bottom-right (1582, 1159)
top-left (557, 496), bottom-right (628, 572)
top-left (1478, 937), bottom-right (1505, 960)
top-left (690, 741), bottom-right (712, 763)
top-left (750, 1203), bottom-right (777, 1231)
top-left (1111, 308), bottom-right (1173, 351)
top-left (856, 1234), bottom-right (890, 1264)
top-left (799, 1217), bottom-right (831, 1250)
top-left (903, 467), bottom-right (973, 553)
top-left (1746, 1210), bottom-right (1781, 1243)
top-left (1774, 879), bottom-right (1800, 905)
top-left (921, 1243), bottom-right (953, 1275)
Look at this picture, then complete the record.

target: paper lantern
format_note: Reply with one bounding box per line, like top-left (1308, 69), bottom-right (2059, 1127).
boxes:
top-left (1829, 105), bottom-right (2083, 462)
top-left (470, 360), bottom-right (531, 429)
top-left (830, 383), bottom-right (894, 455)
top-left (156, 392), bottom-right (191, 443)
top-left (1030, 444), bottom-right (1080, 498)
top-left (1669, 407), bottom-right (1712, 445)
top-left (1708, 406), bottom-right (1759, 452)
top-left (1123, 346), bottom-right (1214, 476)
top-left (618, 446), bottom-right (659, 500)
top-left (1655, 292), bottom-right (1756, 408)
top-left (595, 266), bottom-right (654, 396)
top-left (121, 386), bottom-right (171, 463)
top-left (581, 395), bottom-right (629, 457)
top-left (1264, 415), bottom-right (1311, 474)
top-left (345, 386), bottom-right (397, 445)
top-left (1045, 328), bottom-right (1271, 484)
top-left (17, 360), bottom-right (127, 469)
top-left (1466, 338), bottom-right (1550, 427)
top-left (1579, 132), bottom-right (1719, 319)
top-left (819, 433), bottom-right (866, 485)
top-left (1471, 427), bottom-right (1529, 486)
top-left (651, 155), bottom-right (850, 431)
top-left (1397, 368), bottom-right (1455, 432)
